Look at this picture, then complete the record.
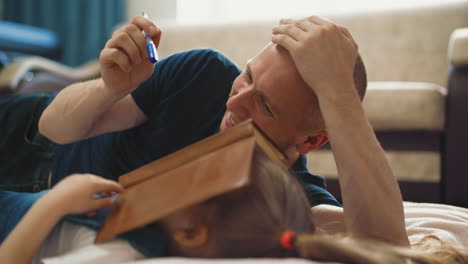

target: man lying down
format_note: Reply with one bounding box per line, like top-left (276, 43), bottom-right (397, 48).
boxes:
top-left (0, 14), bottom-right (467, 263)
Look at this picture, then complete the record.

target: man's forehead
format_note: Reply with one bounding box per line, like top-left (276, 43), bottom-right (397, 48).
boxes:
top-left (249, 43), bottom-right (312, 112)
top-left (250, 43), bottom-right (297, 76)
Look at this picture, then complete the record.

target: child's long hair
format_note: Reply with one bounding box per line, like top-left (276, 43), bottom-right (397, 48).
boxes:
top-left (168, 150), bottom-right (468, 263)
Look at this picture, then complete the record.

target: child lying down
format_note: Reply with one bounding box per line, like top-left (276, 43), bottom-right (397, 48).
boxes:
top-left (1, 150), bottom-right (467, 264)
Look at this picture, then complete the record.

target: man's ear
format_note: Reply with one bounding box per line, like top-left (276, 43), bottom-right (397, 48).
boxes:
top-left (171, 224), bottom-right (209, 248)
top-left (295, 130), bottom-right (329, 155)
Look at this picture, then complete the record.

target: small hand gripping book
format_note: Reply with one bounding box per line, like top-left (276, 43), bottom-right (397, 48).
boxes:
top-left (95, 119), bottom-right (287, 243)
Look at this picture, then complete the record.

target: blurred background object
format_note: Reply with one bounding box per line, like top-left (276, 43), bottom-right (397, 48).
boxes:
top-left (126, 0), bottom-right (467, 25)
top-left (0, 0), bottom-right (123, 93)
top-left (1, 0), bottom-right (124, 67)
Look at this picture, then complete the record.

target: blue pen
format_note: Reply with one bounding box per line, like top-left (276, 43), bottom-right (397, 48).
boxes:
top-left (141, 12), bottom-right (158, 63)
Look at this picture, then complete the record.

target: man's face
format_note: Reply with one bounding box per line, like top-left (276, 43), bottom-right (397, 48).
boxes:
top-left (220, 43), bottom-right (316, 155)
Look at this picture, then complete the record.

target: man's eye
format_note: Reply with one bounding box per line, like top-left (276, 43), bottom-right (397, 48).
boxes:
top-left (257, 96), bottom-right (272, 115)
top-left (263, 102), bottom-right (273, 114)
top-left (244, 72), bottom-right (252, 83)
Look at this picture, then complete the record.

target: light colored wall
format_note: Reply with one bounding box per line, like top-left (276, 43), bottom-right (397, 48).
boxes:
top-left (125, 0), bottom-right (176, 24)
top-left (158, 1), bottom-right (468, 87)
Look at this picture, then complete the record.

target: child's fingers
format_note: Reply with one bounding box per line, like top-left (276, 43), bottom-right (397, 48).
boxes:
top-left (92, 197), bottom-right (114, 210)
top-left (93, 179), bottom-right (124, 194)
top-left (86, 211), bottom-right (97, 217)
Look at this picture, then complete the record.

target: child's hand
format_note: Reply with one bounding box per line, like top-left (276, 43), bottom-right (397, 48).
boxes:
top-left (44, 174), bottom-right (124, 216)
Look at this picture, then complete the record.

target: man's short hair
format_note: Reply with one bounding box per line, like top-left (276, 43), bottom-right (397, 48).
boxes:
top-left (354, 54), bottom-right (367, 101)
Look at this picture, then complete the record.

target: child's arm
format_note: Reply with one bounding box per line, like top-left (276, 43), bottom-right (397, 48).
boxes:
top-left (0, 174), bottom-right (123, 264)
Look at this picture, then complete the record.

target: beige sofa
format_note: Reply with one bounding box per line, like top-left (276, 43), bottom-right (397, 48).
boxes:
top-left (157, 1), bottom-right (468, 207)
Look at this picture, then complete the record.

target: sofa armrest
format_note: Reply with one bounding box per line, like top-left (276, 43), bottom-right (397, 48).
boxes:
top-left (0, 57), bottom-right (100, 92)
top-left (448, 28), bottom-right (468, 66)
top-left (444, 28), bottom-right (468, 206)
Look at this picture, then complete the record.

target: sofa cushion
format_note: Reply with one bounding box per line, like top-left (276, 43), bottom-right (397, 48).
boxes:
top-left (363, 82), bottom-right (446, 131)
top-left (307, 150), bottom-right (440, 183)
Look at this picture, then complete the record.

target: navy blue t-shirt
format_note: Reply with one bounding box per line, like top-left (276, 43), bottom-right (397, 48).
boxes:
top-left (52, 49), bottom-right (340, 207)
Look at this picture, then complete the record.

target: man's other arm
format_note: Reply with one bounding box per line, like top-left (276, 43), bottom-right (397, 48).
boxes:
top-left (273, 17), bottom-right (409, 246)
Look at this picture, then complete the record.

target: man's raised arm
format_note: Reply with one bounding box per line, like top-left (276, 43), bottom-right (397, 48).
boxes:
top-left (39, 16), bottom-right (162, 144)
top-left (272, 16), bottom-right (409, 246)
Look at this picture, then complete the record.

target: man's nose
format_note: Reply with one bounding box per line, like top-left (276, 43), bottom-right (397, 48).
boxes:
top-left (226, 85), bottom-right (254, 119)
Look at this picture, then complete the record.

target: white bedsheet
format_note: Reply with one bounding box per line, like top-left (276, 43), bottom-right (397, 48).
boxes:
top-left (124, 258), bottom-right (340, 264)
top-left (404, 201), bottom-right (468, 248)
top-left (40, 202), bottom-right (468, 264)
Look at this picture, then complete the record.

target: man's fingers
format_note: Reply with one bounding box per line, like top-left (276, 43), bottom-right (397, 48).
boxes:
top-left (280, 17), bottom-right (356, 49)
top-left (151, 27), bottom-right (162, 49)
top-left (282, 16), bottom-right (331, 26)
top-left (337, 25), bottom-right (352, 39)
top-left (123, 24), bottom-right (148, 60)
top-left (100, 48), bottom-right (132, 72)
top-left (107, 31), bottom-right (142, 65)
top-left (279, 18), bottom-right (294, 25)
top-left (333, 24), bottom-right (358, 50)
top-left (306, 15), bottom-right (334, 26)
top-left (130, 15), bottom-right (162, 48)
top-left (271, 33), bottom-right (297, 51)
top-left (279, 18), bottom-right (320, 33)
top-left (272, 24), bottom-right (306, 41)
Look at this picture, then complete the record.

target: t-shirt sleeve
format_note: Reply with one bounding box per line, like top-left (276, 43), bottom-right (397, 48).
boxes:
top-left (126, 49), bottom-right (242, 162)
top-left (131, 49), bottom-right (241, 119)
top-left (291, 155), bottom-right (342, 207)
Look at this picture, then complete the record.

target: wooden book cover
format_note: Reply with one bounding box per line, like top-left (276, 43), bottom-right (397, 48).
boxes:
top-left (95, 120), bottom-right (287, 243)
